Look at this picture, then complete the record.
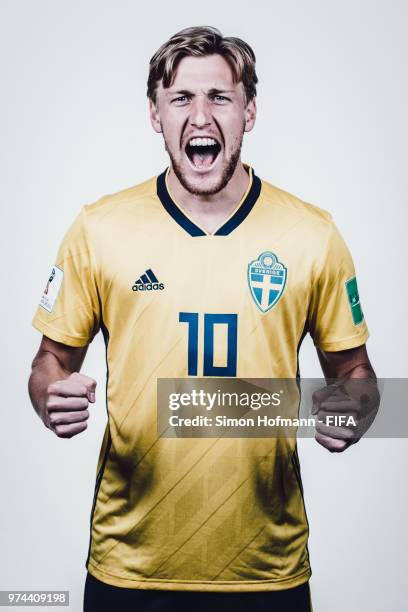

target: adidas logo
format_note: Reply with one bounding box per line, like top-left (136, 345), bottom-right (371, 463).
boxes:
top-left (132, 268), bottom-right (164, 292)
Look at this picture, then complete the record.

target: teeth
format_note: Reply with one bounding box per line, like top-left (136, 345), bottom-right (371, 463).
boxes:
top-left (188, 137), bottom-right (217, 147)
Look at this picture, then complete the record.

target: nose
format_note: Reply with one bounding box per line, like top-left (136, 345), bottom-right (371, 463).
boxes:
top-left (189, 95), bottom-right (212, 128)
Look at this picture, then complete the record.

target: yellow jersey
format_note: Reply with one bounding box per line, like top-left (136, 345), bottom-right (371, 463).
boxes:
top-left (32, 165), bottom-right (369, 591)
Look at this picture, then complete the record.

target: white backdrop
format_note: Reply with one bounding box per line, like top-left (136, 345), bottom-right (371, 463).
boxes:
top-left (1, 1), bottom-right (407, 610)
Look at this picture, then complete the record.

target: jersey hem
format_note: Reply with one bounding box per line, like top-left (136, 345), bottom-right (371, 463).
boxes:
top-left (315, 329), bottom-right (369, 352)
top-left (86, 560), bottom-right (311, 592)
top-left (31, 317), bottom-right (90, 347)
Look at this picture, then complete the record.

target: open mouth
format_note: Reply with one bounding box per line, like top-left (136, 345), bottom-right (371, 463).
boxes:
top-left (185, 137), bottom-right (222, 169)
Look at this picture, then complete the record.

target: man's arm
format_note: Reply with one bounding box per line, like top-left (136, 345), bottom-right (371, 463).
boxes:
top-left (313, 344), bottom-right (380, 452)
top-left (316, 344), bottom-right (376, 381)
top-left (28, 335), bottom-right (97, 438)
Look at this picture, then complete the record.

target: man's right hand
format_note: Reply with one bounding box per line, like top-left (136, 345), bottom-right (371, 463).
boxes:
top-left (44, 372), bottom-right (96, 438)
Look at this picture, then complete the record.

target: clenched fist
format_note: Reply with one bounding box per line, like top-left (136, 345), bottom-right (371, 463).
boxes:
top-left (44, 372), bottom-right (96, 438)
top-left (311, 377), bottom-right (380, 452)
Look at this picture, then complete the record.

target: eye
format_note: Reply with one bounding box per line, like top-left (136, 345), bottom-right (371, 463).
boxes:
top-left (212, 94), bottom-right (230, 103)
top-left (171, 95), bottom-right (190, 105)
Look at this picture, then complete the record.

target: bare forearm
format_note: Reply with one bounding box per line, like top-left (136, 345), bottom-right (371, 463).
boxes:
top-left (314, 344), bottom-right (379, 452)
top-left (29, 337), bottom-right (93, 437)
top-left (317, 345), bottom-right (376, 381)
top-left (28, 352), bottom-right (71, 425)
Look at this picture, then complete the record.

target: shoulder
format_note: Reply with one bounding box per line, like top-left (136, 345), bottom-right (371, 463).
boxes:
top-left (259, 177), bottom-right (333, 228)
top-left (82, 175), bottom-right (159, 225)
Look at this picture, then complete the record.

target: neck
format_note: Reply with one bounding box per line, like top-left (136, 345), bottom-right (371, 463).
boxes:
top-left (166, 161), bottom-right (250, 234)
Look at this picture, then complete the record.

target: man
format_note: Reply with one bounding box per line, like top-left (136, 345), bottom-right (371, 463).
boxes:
top-left (29, 26), bottom-right (378, 612)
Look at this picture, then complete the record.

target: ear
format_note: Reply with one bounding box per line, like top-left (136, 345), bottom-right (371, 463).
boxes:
top-left (149, 98), bottom-right (162, 133)
top-left (244, 97), bottom-right (257, 133)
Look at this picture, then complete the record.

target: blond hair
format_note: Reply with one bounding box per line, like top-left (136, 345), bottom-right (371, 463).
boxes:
top-left (147, 26), bottom-right (258, 105)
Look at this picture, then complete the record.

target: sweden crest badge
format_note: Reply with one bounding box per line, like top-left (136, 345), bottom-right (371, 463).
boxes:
top-left (248, 251), bottom-right (287, 313)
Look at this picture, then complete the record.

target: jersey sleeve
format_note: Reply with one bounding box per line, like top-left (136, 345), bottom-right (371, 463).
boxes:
top-left (308, 218), bottom-right (369, 351)
top-left (31, 207), bottom-right (101, 347)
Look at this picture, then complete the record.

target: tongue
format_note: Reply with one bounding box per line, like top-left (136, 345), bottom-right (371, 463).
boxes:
top-left (192, 150), bottom-right (214, 167)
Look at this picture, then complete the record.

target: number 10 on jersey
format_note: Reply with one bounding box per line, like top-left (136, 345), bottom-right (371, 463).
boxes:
top-left (179, 312), bottom-right (237, 377)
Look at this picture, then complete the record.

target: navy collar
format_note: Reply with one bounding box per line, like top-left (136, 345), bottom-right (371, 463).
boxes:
top-left (156, 166), bottom-right (262, 237)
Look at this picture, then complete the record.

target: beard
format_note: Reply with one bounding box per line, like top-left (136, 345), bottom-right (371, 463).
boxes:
top-left (164, 126), bottom-right (245, 196)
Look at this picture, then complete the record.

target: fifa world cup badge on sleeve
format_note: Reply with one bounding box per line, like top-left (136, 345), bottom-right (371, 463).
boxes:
top-left (248, 251), bottom-right (287, 313)
top-left (345, 276), bottom-right (364, 324)
top-left (39, 265), bottom-right (64, 312)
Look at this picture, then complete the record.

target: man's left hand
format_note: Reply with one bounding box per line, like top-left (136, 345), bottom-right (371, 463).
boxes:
top-left (311, 377), bottom-right (380, 452)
